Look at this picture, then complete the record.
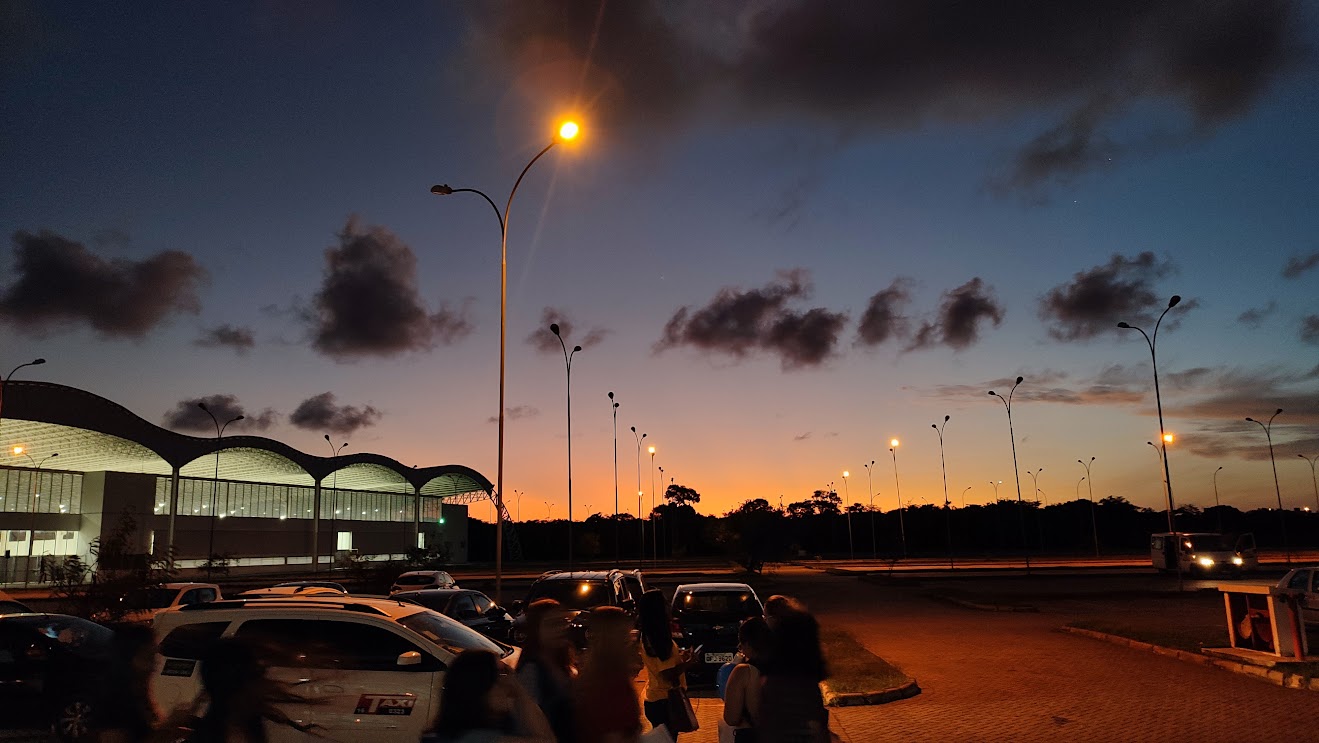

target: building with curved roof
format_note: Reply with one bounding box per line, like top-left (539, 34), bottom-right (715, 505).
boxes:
top-left (0, 380), bottom-right (493, 582)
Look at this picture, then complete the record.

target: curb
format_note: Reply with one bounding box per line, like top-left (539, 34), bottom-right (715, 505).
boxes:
top-left (1061, 626), bottom-right (1319, 691)
top-left (822, 679), bottom-right (921, 707)
top-left (932, 593), bottom-right (1039, 613)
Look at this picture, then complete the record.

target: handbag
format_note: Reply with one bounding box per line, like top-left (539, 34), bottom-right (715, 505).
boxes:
top-left (665, 687), bottom-right (699, 733)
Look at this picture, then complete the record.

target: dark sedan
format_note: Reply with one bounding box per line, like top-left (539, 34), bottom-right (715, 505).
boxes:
top-left (0, 613), bottom-right (114, 741)
top-left (670, 582), bottom-right (764, 684)
top-left (393, 589), bottom-right (514, 642)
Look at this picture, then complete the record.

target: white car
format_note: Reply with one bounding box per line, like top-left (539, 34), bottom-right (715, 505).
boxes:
top-left (1277, 566), bottom-right (1319, 625)
top-left (153, 595), bottom-right (517, 742)
top-left (390, 570), bottom-right (457, 594)
top-left (113, 582), bottom-right (221, 623)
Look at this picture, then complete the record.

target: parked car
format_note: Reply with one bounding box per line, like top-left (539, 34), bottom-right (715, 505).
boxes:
top-left (1277, 566), bottom-right (1319, 625)
top-left (389, 570), bottom-right (457, 594)
top-left (0, 589), bottom-right (32, 615)
top-left (112, 582), bottom-right (222, 623)
top-left (393, 589), bottom-right (514, 641)
top-left (670, 582), bottom-right (765, 683)
top-left (511, 569), bottom-right (642, 646)
top-left (153, 595), bottom-right (516, 743)
top-left (0, 613), bottom-right (115, 741)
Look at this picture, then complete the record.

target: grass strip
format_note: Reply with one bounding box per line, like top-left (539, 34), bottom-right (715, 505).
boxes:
top-left (820, 626), bottom-right (910, 694)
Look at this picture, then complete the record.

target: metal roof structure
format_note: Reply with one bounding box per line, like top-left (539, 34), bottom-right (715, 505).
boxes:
top-left (0, 380), bottom-right (491, 498)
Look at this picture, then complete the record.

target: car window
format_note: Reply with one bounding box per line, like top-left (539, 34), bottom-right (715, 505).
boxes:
top-left (402, 593), bottom-right (453, 614)
top-left (197, 588), bottom-right (218, 603)
top-left (395, 575), bottom-right (437, 586)
top-left (396, 612), bottom-right (506, 657)
top-left (0, 600), bottom-right (31, 615)
top-left (470, 593), bottom-right (493, 615)
top-left (6, 616), bottom-right (113, 657)
top-left (449, 595), bottom-right (477, 617)
top-left (236, 619), bottom-right (439, 672)
top-left (1288, 571), bottom-right (1310, 590)
top-left (161, 622), bottom-right (230, 659)
top-left (673, 591), bottom-right (763, 618)
top-left (128, 588), bottom-right (180, 610)
top-left (524, 580), bottom-right (613, 611)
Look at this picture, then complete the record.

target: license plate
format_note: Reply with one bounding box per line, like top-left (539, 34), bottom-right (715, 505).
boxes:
top-left (704, 652), bottom-right (735, 664)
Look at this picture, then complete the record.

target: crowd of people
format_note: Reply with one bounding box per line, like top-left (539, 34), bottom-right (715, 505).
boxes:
top-left (91, 590), bottom-right (834, 743)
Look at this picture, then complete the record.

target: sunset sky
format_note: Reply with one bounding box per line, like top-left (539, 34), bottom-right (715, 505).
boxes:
top-left (3, 2), bottom-right (1318, 523)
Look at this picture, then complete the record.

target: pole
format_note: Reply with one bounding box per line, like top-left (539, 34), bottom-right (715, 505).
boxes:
top-left (1213, 466), bottom-right (1224, 533)
top-left (649, 446), bottom-right (657, 565)
top-left (842, 472), bottom-right (853, 560)
top-left (890, 442), bottom-right (906, 559)
top-left (1299, 455), bottom-right (1318, 515)
top-left (610, 393), bottom-right (619, 563)
top-left (21, 452), bottom-right (58, 587)
top-left (1247, 410), bottom-right (1289, 565)
top-left (863, 460), bottom-right (877, 560)
top-left (632, 428), bottom-right (646, 568)
top-left (989, 377), bottom-right (1029, 572)
top-left (1080, 458), bottom-right (1099, 557)
top-left (933, 416), bottom-right (953, 569)
top-left (551, 325), bottom-right (580, 569)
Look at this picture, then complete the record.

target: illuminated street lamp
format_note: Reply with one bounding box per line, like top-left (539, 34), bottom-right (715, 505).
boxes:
top-left (989, 376), bottom-right (1030, 572)
top-left (632, 427), bottom-right (647, 566)
top-left (324, 435), bottom-right (348, 566)
top-left (15, 448), bottom-right (57, 586)
top-left (1078, 457), bottom-right (1099, 557)
top-left (1027, 467), bottom-right (1044, 552)
top-left (648, 445), bottom-right (657, 565)
top-left (1213, 466), bottom-right (1224, 533)
top-left (962, 486), bottom-right (972, 508)
top-left (1299, 455), bottom-right (1318, 515)
top-left (889, 439), bottom-right (906, 559)
top-left (431, 119), bottom-right (581, 603)
top-left (550, 323), bottom-right (582, 569)
top-left (990, 480), bottom-right (1001, 500)
top-left (198, 403), bottom-right (242, 580)
top-left (842, 471), bottom-right (854, 560)
top-left (0, 359), bottom-right (46, 437)
top-left (1118, 295), bottom-right (1183, 534)
top-left (609, 392), bottom-right (620, 562)
top-left (932, 416), bottom-right (954, 569)
top-left (1246, 409), bottom-right (1289, 565)
top-left (862, 460), bottom-right (878, 559)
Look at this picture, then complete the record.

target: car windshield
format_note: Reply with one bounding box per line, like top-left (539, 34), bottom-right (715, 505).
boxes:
top-left (673, 591), bottom-right (762, 618)
top-left (397, 610), bottom-right (508, 657)
top-left (396, 575), bottom-right (438, 585)
top-left (126, 588), bottom-right (179, 610)
top-left (1185, 535), bottom-right (1230, 551)
top-left (525, 580), bottom-right (612, 611)
top-left (7, 615), bottom-right (114, 655)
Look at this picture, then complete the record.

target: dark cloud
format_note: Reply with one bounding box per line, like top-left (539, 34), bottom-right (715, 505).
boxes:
top-left (487, 405), bottom-right (541, 424)
top-left (525, 307), bottom-right (610, 354)
top-left (289, 392), bottom-right (382, 435)
top-left (856, 279), bottom-right (913, 347)
top-left (1236, 302), bottom-right (1277, 329)
top-left (162, 394), bottom-right (277, 434)
top-left (466, 1), bottom-right (1301, 190)
top-left (1282, 252), bottom-right (1319, 279)
top-left (793, 432), bottom-right (812, 442)
top-left (194, 324), bottom-right (255, 354)
top-left (655, 269), bottom-right (847, 369)
top-left (0, 230), bottom-right (206, 338)
top-left (1038, 253), bottom-right (1183, 341)
top-left (1301, 315), bottom-right (1319, 346)
top-left (906, 278), bottom-right (1003, 351)
top-left (310, 217), bottom-right (472, 360)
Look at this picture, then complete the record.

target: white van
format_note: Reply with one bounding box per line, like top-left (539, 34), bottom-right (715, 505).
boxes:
top-left (152, 595), bottom-right (516, 742)
top-left (1150, 532), bottom-right (1257, 574)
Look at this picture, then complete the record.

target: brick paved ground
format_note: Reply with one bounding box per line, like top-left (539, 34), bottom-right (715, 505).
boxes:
top-left (768, 566), bottom-right (1314, 743)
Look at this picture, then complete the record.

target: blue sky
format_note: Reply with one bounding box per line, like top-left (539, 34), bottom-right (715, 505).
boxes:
top-left (3, 2), bottom-right (1318, 521)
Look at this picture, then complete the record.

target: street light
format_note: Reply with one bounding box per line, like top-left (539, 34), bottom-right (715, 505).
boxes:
top-left (544, 501), bottom-right (552, 520)
top-left (1299, 455), bottom-right (1318, 515)
top-left (16, 449), bottom-right (57, 587)
top-left (198, 403), bottom-right (242, 579)
top-left (432, 119), bottom-right (581, 603)
top-left (648, 445), bottom-right (658, 565)
top-left (658, 465), bottom-right (665, 559)
top-left (1246, 409), bottom-right (1289, 565)
top-left (862, 460), bottom-right (878, 559)
top-left (609, 392), bottom-right (620, 562)
top-left (990, 480), bottom-right (1001, 500)
top-left (932, 416), bottom-right (953, 569)
top-left (324, 435), bottom-right (348, 566)
top-left (889, 439), bottom-right (906, 559)
top-left (1213, 466), bottom-right (1224, 533)
top-left (1118, 295), bottom-right (1183, 535)
top-left (0, 358), bottom-right (46, 437)
top-left (962, 486), bottom-right (972, 508)
top-left (550, 323), bottom-right (582, 570)
top-left (842, 471), bottom-right (853, 560)
top-left (989, 376), bottom-right (1029, 572)
top-left (1078, 457), bottom-right (1099, 557)
top-left (1027, 467), bottom-right (1044, 552)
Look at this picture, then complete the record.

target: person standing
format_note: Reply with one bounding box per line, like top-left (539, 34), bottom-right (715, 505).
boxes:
top-left (573, 606), bottom-right (644, 743)
top-left (756, 597), bottom-right (831, 743)
top-left (637, 590), bottom-right (695, 740)
top-left (720, 617), bottom-right (770, 743)
top-left (426, 649), bottom-right (554, 743)
top-left (514, 599), bottom-right (576, 742)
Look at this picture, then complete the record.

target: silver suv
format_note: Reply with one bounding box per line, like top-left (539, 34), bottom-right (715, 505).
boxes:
top-left (153, 595), bottom-right (515, 743)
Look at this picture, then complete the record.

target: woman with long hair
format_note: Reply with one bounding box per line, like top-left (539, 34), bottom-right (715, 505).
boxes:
top-left (755, 597), bottom-right (831, 743)
top-left (572, 606), bottom-right (643, 743)
top-left (637, 590), bottom-right (695, 740)
top-left (720, 616), bottom-right (771, 743)
top-left (514, 599), bottom-right (575, 742)
top-left (427, 649), bottom-right (554, 743)
top-left (183, 637), bottom-right (319, 743)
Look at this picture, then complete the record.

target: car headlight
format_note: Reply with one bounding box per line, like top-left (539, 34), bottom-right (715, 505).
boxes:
top-left (1197, 557), bottom-right (1214, 567)
top-left (1232, 556), bottom-right (1244, 566)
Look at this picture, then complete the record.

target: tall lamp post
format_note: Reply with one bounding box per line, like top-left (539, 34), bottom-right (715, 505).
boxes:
top-left (1246, 409), bottom-right (1289, 565)
top-left (989, 376), bottom-right (1029, 572)
top-left (1027, 467), bottom-right (1044, 552)
top-left (1299, 455), bottom-right (1318, 515)
top-left (962, 486), bottom-right (972, 508)
top-left (1213, 466), bottom-right (1225, 533)
top-left (609, 392), bottom-right (620, 562)
top-left (648, 445), bottom-right (657, 565)
top-left (889, 440), bottom-right (907, 559)
top-left (0, 359), bottom-right (46, 434)
top-left (657, 466), bottom-right (665, 560)
top-left (863, 460), bottom-right (877, 559)
top-left (432, 120), bottom-right (581, 603)
top-left (324, 435), bottom-right (348, 566)
top-left (550, 323), bottom-right (582, 569)
top-left (1078, 457), bottom-right (1099, 557)
top-left (632, 427), bottom-right (646, 567)
top-left (932, 416), bottom-right (953, 569)
top-left (14, 448), bottom-right (57, 587)
top-left (198, 403), bottom-right (242, 580)
top-left (1118, 295), bottom-right (1182, 535)
top-left (842, 471), bottom-right (854, 560)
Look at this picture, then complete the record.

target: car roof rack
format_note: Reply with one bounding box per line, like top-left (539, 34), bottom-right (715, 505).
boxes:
top-left (179, 599), bottom-right (392, 616)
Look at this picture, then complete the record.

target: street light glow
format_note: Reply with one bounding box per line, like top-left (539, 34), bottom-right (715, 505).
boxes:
top-left (890, 438), bottom-right (899, 447)
top-left (843, 470), bottom-right (849, 478)
top-left (558, 121), bottom-right (580, 140)
top-left (1163, 433), bottom-right (1174, 444)
top-left (648, 445), bottom-right (655, 455)
top-left (11, 446), bottom-right (22, 455)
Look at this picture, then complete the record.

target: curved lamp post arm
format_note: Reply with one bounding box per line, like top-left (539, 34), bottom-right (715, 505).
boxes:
top-left (430, 186), bottom-right (504, 233)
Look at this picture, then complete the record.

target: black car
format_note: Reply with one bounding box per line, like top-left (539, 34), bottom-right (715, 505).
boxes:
top-left (670, 582), bottom-right (764, 683)
top-left (512, 570), bottom-right (644, 647)
top-left (0, 613), bottom-right (115, 741)
top-left (394, 589), bottom-right (514, 642)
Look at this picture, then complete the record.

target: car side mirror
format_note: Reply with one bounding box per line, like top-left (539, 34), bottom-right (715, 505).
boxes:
top-left (396, 651), bottom-right (422, 667)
